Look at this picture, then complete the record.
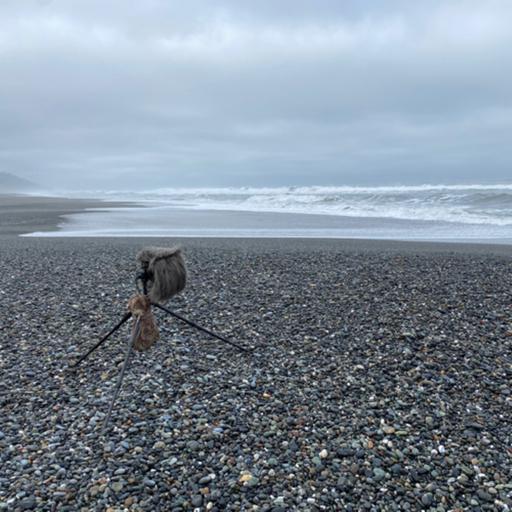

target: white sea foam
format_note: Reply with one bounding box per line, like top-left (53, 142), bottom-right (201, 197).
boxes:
top-left (54, 183), bottom-right (512, 226)
top-left (25, 184), bottom-right (512, 239)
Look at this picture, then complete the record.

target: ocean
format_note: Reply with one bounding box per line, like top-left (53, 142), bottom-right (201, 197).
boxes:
top-left (26, 184), bottom-right (512, 242)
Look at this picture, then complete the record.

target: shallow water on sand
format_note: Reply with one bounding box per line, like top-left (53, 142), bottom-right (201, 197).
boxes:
top-left (24, 205), bottom-right (512, 243)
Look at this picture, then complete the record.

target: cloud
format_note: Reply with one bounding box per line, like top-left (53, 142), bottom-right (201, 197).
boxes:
top-left (0, 0), bottom-right (511, 188)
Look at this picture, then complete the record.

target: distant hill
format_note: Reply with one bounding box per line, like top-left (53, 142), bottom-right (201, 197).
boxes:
top-left (0, 172), bottom-right (39, 193)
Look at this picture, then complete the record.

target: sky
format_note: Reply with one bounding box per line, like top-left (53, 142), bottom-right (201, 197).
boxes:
top-left (0, 0), bottom-right (511, 189)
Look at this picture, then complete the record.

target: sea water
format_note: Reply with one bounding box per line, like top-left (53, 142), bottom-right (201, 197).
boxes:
top-left (25, 184), bottom-right (512, 242)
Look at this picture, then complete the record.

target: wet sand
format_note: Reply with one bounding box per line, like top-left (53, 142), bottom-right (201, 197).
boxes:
top-left (2, 195), bottom-right (512, 253)
top-left (0, 195), bottom-right (136, 236)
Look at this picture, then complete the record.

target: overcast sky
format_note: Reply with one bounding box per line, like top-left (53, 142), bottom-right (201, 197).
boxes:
top-left (1, 0), bottom-right (511, 189)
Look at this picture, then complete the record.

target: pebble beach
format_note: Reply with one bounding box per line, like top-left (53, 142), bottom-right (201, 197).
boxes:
top-left (1, 202), bottom-right (512, 510)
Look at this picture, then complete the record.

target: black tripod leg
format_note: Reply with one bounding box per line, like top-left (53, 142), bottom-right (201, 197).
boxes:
top-left (152, 303), bottom-right (250, 352)
top-left (70, 312), bottom-right (132, 368)
top-left (101, 317), bottom-right (141, 434)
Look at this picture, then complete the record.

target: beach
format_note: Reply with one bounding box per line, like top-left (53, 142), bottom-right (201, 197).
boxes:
top-left (1, 198), bottom-right (512, 510)
top-left (7, 185), bottom-right (510, 243)
top-left (0, 195), bottom-right (138, 237)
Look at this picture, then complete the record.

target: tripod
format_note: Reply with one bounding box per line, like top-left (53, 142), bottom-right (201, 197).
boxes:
top-left (70, 268), bottom-right (250, 433)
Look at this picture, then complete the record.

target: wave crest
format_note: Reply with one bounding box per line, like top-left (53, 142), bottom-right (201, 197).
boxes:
top-left (56, 184), bottom-right (512, 226)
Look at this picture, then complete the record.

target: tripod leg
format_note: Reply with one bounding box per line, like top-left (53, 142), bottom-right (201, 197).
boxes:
top-left (102, 316), bottom-right (141, 434)
top-left (152, 303), bottom-right (250, 352)
top-left (70, 312), bottom-right (132, 368)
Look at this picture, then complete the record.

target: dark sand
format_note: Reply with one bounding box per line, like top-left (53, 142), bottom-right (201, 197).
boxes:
top-left (2, 194), bottom-right (512, 257)
top-left (1, 199), bottom-right (511, 510)
top-left (0, 195), bottom-right (137, 236)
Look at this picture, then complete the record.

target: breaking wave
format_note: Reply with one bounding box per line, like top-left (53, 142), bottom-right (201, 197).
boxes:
top-left (85, 184), bottom-right (512, 226)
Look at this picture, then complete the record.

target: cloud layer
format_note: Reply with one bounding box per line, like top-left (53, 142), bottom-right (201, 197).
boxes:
top-left (1, 0), bottom-right (511, 188)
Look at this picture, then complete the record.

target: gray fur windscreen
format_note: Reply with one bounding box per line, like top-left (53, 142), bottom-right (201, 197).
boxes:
top-left (136, 247), bottom-right (187, 303)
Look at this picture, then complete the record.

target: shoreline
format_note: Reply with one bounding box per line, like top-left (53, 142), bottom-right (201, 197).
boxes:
top-left (0, 194), bottom-right (139, 236)
top-left (1, 194), bottom-right (512, 251)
